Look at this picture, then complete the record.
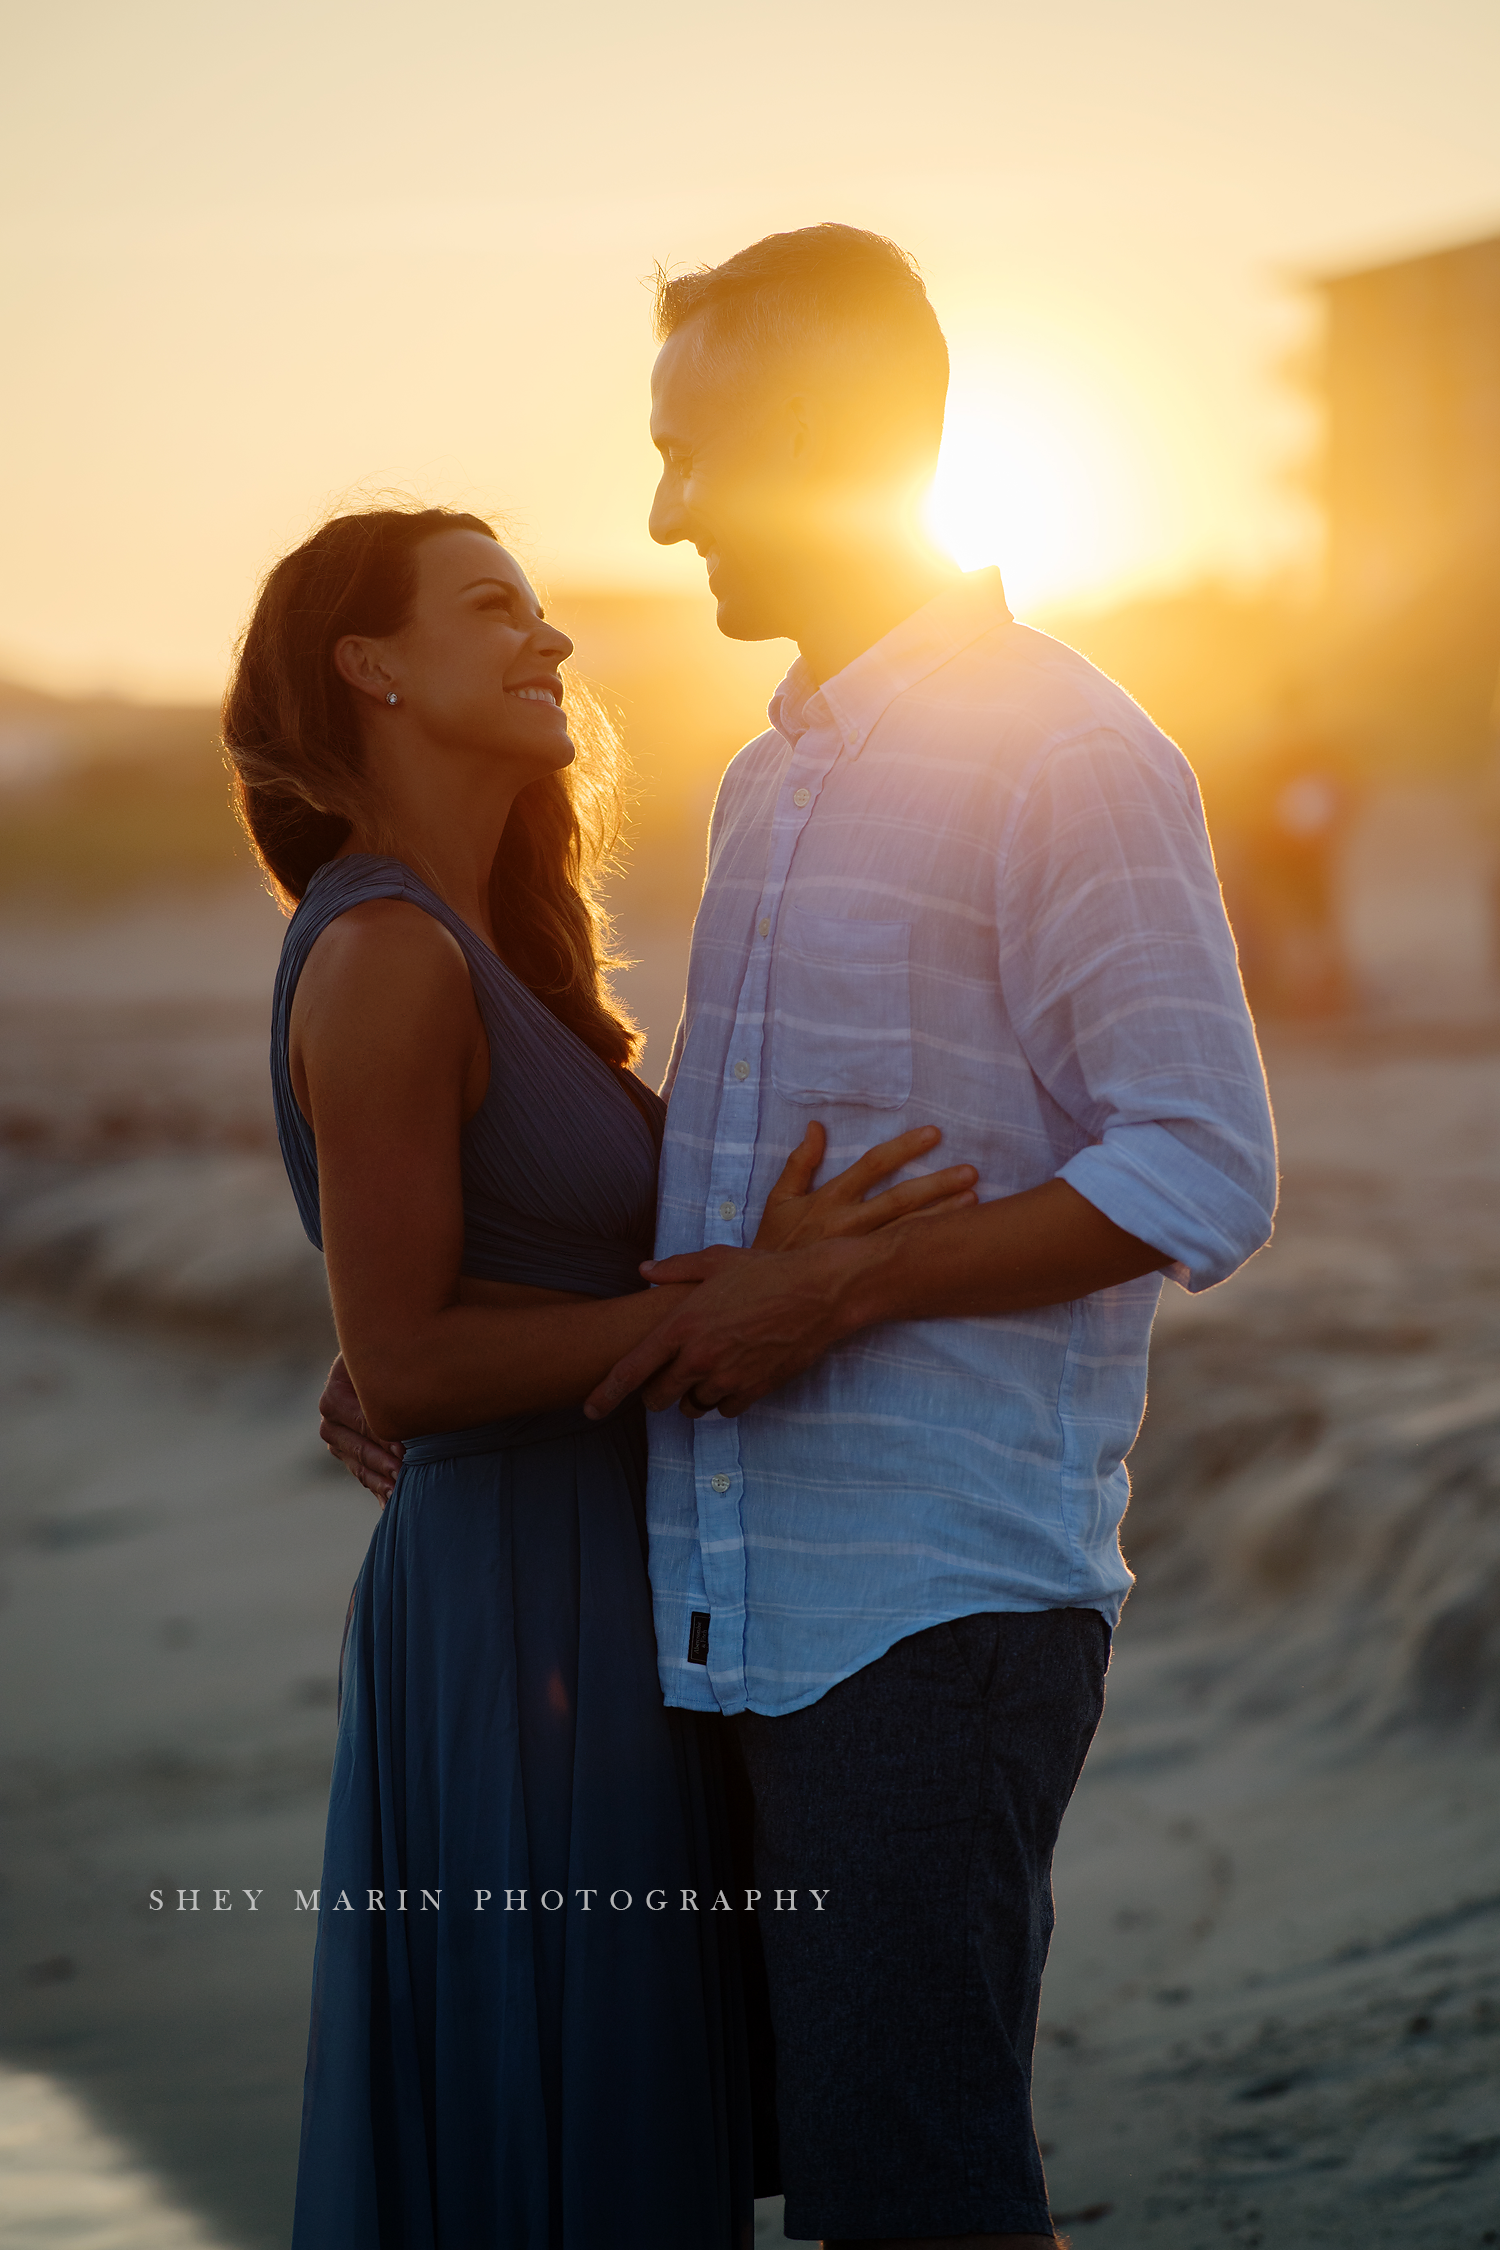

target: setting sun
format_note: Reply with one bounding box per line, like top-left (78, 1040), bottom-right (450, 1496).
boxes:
top-left (925, 363), bottom-right (1157, 615)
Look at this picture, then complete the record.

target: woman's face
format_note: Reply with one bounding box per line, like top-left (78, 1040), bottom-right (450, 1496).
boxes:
top-left (350, 529), bottom-right (576, 778)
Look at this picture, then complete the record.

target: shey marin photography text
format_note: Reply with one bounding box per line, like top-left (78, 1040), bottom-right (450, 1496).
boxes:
top-left (148, 1886), bottom-right (829, 1915)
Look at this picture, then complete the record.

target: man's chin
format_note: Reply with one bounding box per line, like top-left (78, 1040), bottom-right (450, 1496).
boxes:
top-left (712, 587), bottom-right (789, 644)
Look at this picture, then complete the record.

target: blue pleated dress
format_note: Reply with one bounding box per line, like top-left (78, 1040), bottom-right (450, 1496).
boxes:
top-left (271, 857), bottom-right (756, 2250)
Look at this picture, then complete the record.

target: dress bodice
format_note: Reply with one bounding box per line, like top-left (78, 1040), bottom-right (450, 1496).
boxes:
top-left (270, 855), bottom-right (664, 1298)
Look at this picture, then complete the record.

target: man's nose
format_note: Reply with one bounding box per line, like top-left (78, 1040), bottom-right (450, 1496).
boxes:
top-left (649, 477), bottom-right (687, 547)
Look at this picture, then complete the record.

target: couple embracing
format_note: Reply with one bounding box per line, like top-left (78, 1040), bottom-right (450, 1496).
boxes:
top-left (224, 224), bottom-right (1276, 2250)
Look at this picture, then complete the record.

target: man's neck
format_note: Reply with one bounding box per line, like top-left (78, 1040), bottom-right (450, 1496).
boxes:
top-left (793, 541), bottom-right (959, 686)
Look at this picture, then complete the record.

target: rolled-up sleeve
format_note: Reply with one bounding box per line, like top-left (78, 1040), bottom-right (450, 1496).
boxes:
top-left (997, 724), bottom-right (1277, 1291)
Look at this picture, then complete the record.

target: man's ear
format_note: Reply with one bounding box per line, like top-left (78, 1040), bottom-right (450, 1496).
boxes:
top-left (786, 392), bottom-right (818, 469)
top-left (333, 635), bottom-right (393, 702)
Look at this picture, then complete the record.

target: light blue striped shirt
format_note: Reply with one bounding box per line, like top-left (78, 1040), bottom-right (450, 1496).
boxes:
top-left (647, 569), bottom-right (1276, 1717)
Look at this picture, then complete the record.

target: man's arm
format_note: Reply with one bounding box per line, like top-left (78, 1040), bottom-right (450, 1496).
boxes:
top-left (588, 718), bottom-right (1276, 1423)
top-left (584, 1178), bottom-right (1161, 1419)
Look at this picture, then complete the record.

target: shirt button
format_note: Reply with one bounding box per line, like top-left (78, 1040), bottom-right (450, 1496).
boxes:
top-left (793, 787), bottom-right (810, 808)
top-left (757, 917), bottom-right (770, 938)
top-left (733, 1059), bottom-right (750, 1081)
top-left (709, 1474), bottom-right (732, 1493)
top-left (719, 1200), bottom-right (736, 1221)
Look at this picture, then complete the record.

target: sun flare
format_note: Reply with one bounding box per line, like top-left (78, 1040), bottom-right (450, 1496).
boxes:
top-left (925, 366), bottom-right (1152, 616)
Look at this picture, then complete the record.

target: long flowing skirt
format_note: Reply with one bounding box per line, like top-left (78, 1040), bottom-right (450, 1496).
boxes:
top-left (289, 1405), bottom-right (755, 2250)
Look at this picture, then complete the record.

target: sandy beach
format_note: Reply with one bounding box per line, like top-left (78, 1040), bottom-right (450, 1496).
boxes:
top-left (2, 881), bottom-right (1498, 2248)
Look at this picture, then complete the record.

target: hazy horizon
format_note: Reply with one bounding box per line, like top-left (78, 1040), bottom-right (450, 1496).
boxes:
top-left (5, 0), bottom-right (1500, 702)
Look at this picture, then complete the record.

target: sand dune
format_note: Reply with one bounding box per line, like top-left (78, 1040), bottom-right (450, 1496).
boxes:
top-left (1126, 1038), bottom-right (1500, 1744)
top-left (1, 1156), bottom-right (332, 1352)
top-left (1030, 1033), bottom-right (1500, 2244)
top-left (2, 884), bottom-right (1498, 2246)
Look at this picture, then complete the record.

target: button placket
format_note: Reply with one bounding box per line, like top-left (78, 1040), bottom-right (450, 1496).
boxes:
top-left (691, 723), bottom-right (841, 1710)
top-left (702, 735), bottom-right (833, 1252)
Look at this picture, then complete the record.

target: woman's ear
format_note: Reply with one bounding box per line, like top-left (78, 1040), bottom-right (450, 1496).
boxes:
top-left (333, 634), bottom-right (394, 702)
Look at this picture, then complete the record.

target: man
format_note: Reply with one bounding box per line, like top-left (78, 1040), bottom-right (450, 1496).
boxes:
top-left (329, 225), bottom-right (1276, 2247)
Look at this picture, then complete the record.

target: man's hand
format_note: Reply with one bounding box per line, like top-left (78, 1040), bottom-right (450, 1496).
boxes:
top-left (319, 1355), bottom-right (404, 1503)
top-left (581, 1125), bottom-right (978, 1423)
top-left (584, 1241), bottom-right (859, 1421)
top-left (584, 1180), bottom-right (1167, 1424)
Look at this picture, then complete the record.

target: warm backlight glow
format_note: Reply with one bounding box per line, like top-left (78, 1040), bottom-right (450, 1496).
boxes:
top-left (926, 366), bottom-right (1157, 616)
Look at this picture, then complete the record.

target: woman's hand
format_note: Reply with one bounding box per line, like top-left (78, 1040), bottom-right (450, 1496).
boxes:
top-left (751, 1122), bottom-right (978, 1252)
top-left (319, 1354), bottom-right (405, 1505)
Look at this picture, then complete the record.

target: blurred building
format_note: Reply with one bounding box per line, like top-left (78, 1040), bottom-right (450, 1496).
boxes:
top-left (1250, 231), bottom-right (1500, 1019)
top-left (1310, 231), bottom-right (1500, 777)
top-left (1320, 231), bottom-right (1500, 630)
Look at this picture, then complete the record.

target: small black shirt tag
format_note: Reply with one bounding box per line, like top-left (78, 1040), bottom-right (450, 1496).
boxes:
top-left (687, 1612), bottom-right (711, 1665)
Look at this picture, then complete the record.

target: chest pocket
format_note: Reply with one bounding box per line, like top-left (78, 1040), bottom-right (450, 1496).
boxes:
top-left (770, 909), bottom-right (913, 1109)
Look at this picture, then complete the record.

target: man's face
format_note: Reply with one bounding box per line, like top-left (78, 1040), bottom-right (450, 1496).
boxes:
top-left (648, 321), bottom-right (805, 642)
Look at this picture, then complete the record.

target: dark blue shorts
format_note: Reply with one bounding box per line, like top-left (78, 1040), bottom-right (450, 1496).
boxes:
top-left (730, 1608), bottom-right (1109, 2242)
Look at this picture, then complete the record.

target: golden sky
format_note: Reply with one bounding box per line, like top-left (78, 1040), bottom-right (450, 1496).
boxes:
top-left (4, 0), bottom-right (1500, 700)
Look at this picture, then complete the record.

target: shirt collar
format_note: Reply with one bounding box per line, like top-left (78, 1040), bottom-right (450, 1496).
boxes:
top-left (766, 566), bottom-right (1012, 759)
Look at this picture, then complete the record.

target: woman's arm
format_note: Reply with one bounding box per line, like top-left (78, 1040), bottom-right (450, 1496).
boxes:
top-left (292, 899), bottom-right (690, 1438)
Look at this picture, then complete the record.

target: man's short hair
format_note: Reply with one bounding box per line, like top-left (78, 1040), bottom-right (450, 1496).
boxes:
top-left (654, 222), bottom-right (949, 468)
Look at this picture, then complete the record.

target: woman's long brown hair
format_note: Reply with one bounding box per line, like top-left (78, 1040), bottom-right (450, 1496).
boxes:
top-left (221, 506), bottom-right (638, 1069)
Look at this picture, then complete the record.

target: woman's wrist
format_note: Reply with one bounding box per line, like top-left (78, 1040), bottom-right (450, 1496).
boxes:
top-left (799, 1233), bottom-right (893, 1344)
top-left (638, 1279), bottom-right (697, 1319)
top-left (723, 1234), bottom-right (891, 1345)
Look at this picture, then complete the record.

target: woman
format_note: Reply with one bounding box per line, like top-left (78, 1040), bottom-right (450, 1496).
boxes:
top-left (222, 505), bottom-right (975, 2249)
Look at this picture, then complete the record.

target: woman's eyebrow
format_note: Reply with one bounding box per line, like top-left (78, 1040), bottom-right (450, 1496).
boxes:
top-left (459, 575), bottom-right (544, 617)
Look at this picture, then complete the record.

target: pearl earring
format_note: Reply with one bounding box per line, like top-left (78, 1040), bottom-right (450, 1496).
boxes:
top-left (385, 690), bottom-right (400, 707)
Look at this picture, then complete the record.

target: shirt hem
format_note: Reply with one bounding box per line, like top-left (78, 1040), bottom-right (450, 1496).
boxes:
top-left (658, 1591), bottom-right (1124, 1718)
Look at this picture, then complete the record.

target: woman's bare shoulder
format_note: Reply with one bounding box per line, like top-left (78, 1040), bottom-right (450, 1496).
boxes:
top-left (300, 896), bottom-right (469, 994)
top-left (292, 897), bottom-right (481, 1074)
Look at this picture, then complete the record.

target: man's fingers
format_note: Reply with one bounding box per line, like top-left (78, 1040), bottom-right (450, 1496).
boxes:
top-left (584, 1332), bottom-right (684, 1419)
top-left (639, 1365), bottom-right (702, 1412)
top-left (676, 1379), bottom-right (731, 1418)
top-left (640, 1249), bottom-right (729, 1284)
top-left (640, 1345), bottom-right (729, 1415)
